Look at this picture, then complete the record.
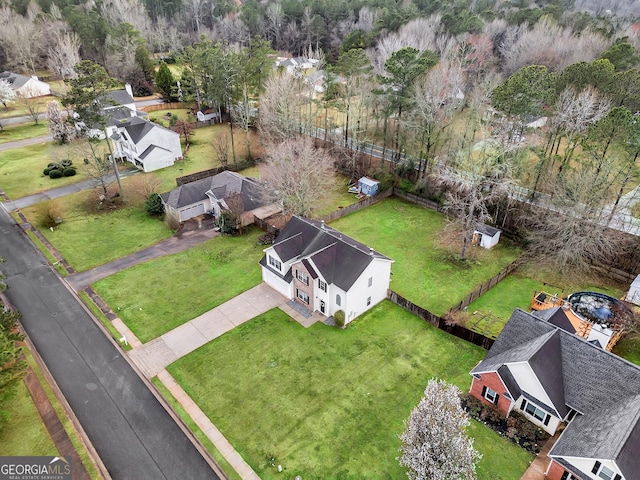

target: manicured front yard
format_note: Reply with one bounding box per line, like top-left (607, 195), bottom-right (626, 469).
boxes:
top-left (93, 229), bottom-right (265, 342)
top-left (329, 197), bottom-right (521, 315)
top-left (0, 122), bottom-right (49, 144)
top-left (0, 142), bottom-right (87, 200)
top-left (21, 191), bottom-right (172, 271)
top-left (169, 302), bottom-right (533, 479)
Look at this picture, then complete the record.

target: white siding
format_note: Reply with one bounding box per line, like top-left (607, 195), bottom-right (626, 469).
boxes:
top-left (557, 457), bottom-right (623, 480)
top-left (179, 202), bottom-right (207, 221)
top-left (337, 258), bottom-right (392, 324)
top-left (262, 268), bottom-right (292, 298)
top-left (513, 395), bottom-right (561, 434)
top-left (508, 362), bottom-right (556, 409)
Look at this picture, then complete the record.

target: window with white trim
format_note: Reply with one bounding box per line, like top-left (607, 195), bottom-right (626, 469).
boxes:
top-left (560, 472), bottom-right (579, 480)
top-left (368, 276), bottom-right (373, 287)
top-left (268, 255), bottom-right (281, 271)
top-left (336, 294), bottom-right (341, 306)
top-left (367, 296), bottom-right (371, 306)
top-left (296, 270), bottom-right (309, 285)
top-left (319, 279), bottom-right (327, 292)
top-left (481, 386), bottom-right (499, 404)
top-left (520, 399), bottom-right (551, 426)
top-left (296, 289), bottom-right (309, 304)
top-left (591, 462), bottom-right (621, 480)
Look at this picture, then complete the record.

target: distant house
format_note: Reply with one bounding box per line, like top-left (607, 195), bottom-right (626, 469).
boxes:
top-left (160, 171), bottom-right (280, 225)
top-left (0, 71), bottom-right (50, 97)
top-left (469, 309), bottom-right (640, 480)
top-left (260, 216), bottom-right (394, 324)
top-left (473, 223), bottom-right (501, 249)
top-left (274, 56), bottom-right (319, 77)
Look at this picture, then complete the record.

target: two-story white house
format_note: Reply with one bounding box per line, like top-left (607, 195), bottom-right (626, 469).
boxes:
top-left (469, 309), bottom-right (640, 480)
top-left (260, 216), bottom-right (393, 325)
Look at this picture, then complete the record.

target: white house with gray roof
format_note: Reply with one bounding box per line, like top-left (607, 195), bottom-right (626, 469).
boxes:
top-left (0, 71), bottom-right (50, 97)
top-left (160, 171), bottom-right (280, 225)
top-left (260, 216), bottom-right (394, 324)
top-left (470, 309), bottom-right (640, 480)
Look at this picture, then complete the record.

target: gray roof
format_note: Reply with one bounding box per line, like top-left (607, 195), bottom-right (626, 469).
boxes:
top-left (0, 71), bottom-right (30, 89)
top-left (474, 309), bottom-right (640, 478)
top-left (475, 222), bottom-right (500, 237)
top-left (104, 89), bottom-right (134, 107)
top-left (139, 144), bottom-right (170, 160)
top-left (266, 216), bottom-right (392, 291)
top-left (119, 116), bottom-right (156, 144)
top-left (160, 171), bottom-right (269, 212)
top-left (533, 307), bottom-right (577, 334)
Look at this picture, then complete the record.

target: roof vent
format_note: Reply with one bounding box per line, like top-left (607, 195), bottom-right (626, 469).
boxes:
top-left (321, 220), bottom-right (325, 229)
top-left (369, 247), bottom-right (374, 255)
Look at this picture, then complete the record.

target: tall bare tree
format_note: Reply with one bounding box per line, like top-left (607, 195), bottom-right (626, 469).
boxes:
top-left (258, 71), bottom-right (304, 142)
top-left (47, 31), bottom-right (81, 79)
top-left (262, 137), bottom-right (335, 217)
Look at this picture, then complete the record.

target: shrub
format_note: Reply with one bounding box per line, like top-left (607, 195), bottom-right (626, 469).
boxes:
top-left (334, 310), bottom-right (345, 327)
top-left (145, 193), bottom-right (165, 216)
top-left (43, 168), bottom-right (51, 176)
top-left (61, 160), bottom-right (72, 167)
top-left (34, 199), bottom-right (62, 228)
top-left (48, 169), bottom-right (63, 179)
top-left (63, 167), bottom-right (76, 177)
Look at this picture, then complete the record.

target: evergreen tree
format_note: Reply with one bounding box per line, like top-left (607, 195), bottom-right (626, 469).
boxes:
top-left (155, 62), bottom-right (176, 101)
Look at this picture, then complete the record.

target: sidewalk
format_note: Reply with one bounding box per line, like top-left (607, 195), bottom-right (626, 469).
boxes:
top-left (520, 431), bottom-right (561, 480)
top-left (0, 134), bottom-right (53, 151)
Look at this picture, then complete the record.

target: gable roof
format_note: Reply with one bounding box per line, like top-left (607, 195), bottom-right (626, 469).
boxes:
top-left (533, 307), bottom-right (577, 334)
top-left (0, 71), bottom-right (38, 89)
top-left (103, 89), bottom-right (135, 107)
top-left (160, 171), bottom-right (269, 212)
top-left (475, 222), bottom-right (500, 237)
top-left (475, 309), bottom-right (640, 478)
top-left (268, 216), bottom-right (392, 291)
top-left (121, 116), bottom-right (156, 143)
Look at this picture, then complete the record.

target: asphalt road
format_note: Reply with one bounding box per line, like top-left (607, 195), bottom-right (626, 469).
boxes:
top-left (0, 206), bottom-right (220, 480)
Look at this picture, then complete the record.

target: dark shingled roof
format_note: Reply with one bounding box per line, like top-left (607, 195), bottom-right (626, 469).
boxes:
top-left (475, 222), bottom-right (500, 237)
top-left (139, 144), bottom-right (170, 160)
top-left (267, 216), bottom-right (392, 291)
top-left (0, 71), bottom-right (30, 88)
top-left (122, 116), bottom-right (155, 143)
top-left (160, 171), bottom-right (269, 212)
top-left (103, 89), bottom-right (134, 107)
top-left (474, 309), bottom-right (640, 479)
top-left (533, 307), bottom-right (577, 334)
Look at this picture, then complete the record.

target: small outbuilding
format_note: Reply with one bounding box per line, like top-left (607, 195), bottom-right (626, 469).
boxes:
top-left (627, 274), bottom-right (640, 306)
top-left (473, 223), bottom-right (501, 249)
top-left (357, 177), bottom-right (380, 196)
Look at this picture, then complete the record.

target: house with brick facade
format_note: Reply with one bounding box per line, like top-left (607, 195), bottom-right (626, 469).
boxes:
top-left (469, 309), bottom-right (640, 480)
top-left (260, 216), bottom-right (393, 325)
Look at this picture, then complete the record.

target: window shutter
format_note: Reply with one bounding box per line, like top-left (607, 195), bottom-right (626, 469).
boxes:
top-left (481, 386), bottom-right (487, 397)
top-left (544, 414), bottom-right (550, 426)
top-left (560, 472), bottom-right (569, 480)
top-left (613, 475), bottom-right (621, 480)
top-left (592, 461), bottom-right (601, 474)
top-left (521, 399), bottom-right (527, 410)
top-left (493, 393), bottom-right (500, 405)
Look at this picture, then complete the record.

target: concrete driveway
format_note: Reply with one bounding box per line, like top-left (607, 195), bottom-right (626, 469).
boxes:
top-left (129, 283), bottom-right (287, 377)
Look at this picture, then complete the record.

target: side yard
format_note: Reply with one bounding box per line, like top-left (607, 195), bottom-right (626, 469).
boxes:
top-left (329, 197), bottom-right (522, 315)
top-left (168, 302), bottom-right (533, 480)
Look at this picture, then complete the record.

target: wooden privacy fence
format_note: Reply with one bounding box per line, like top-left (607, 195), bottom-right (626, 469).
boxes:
top-left (175, 159), bottom-right (257, 186)
top-left (140, 102), bottom-right (191, 112)
top-left (392, 189), bottom-right (444, 213)
top-left (387, 290), bottom-right (495, 349)
top-left (320, 189), bottom-right (393, 223)
top-left (449, 259), bottom-right (522, 313)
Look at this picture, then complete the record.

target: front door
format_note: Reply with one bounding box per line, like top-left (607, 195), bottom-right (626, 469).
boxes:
top-left (320, 300), bottom-right (326, 314)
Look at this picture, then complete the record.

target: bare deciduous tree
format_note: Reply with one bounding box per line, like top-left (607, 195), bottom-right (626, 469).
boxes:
top-left (0, 6), bottom-right (42, 74)
top-left (262, 137), bottom-right (335, 217)
top-left (224, 192), bottom-right (245, 234)
top-left (214, 131), bottom-right (230, 169)
top-left (258, 71), bottom-right (304, 142)
top-left (399, 378), bottom-right (481, 480)
top-left (17, 86), bottom-right (44, 124)
top-left (47, 31), bottom-right (81, 79)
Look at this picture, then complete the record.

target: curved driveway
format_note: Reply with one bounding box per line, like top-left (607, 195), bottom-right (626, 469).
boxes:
top-left (0, 206), bottom-right (221, 480)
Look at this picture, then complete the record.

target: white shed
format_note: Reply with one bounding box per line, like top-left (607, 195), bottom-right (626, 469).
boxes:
top-left (473, 223), bottom-right (501, 249)
top-left (627, 275), bottom-right (640, 306)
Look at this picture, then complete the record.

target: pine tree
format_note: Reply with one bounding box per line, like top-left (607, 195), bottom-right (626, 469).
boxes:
top-left (155, 62), bottom-right (176, 101)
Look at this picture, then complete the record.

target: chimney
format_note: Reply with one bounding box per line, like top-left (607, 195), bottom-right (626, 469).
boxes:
top-left (125, 83), bottom-right (133, 98)
top-left (321, 220), bottom-right (325, 229)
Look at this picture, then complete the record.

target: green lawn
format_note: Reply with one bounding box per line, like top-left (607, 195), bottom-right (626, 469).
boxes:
top-left (93, 229), bottom-right (265, 342)
top-left (148, 108), bottom-right (192, 127)
top-left (169, 302), bottom-right (533, 480)
top-left (0, 381), bottom-right (57, 456)
top-left (0, 142), bottom-right (88, 200)
top-left (0, 122), bottom-right (49, 144)
top-left (613, 332), bottom-right (640, 366)
top-left (462, 268), bottom-right (626, 338)
top-left (21, 191), bottom-right (172, 271)
top-left (0, 96), bottom-right (54, 118)
top-left (329, 197), bottom-right (522, 315)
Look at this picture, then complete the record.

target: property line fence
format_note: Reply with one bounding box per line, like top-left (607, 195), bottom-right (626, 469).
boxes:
top-left (320, 189), bottom-right (393, 223)
top-left (140, 102), bottom-right (191, 112)
top-left (387, 290), bottom-right (496, 349)
top-left (392, 189), bottom-right (444, 213)
top-left (448, 259), bottom-right (523, 314)
top-left (175, 158), bottom-right (257, 186)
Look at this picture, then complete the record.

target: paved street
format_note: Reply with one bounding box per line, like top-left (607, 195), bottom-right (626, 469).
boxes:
top-left (0, 206), bottom-right (222, 480)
